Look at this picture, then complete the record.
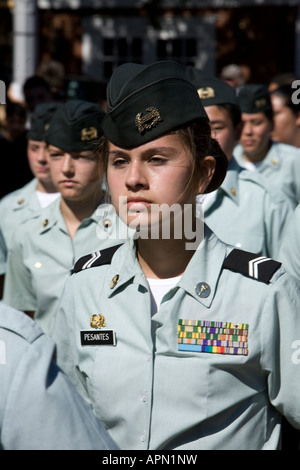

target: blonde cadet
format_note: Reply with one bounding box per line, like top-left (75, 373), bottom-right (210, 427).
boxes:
top-left (52, 61), bottom-right (300, 450)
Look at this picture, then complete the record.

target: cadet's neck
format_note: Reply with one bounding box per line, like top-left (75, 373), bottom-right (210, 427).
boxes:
top-left (136, 237), bottom-right (196, 279)
top-left (60, 191), bottom-right (103, 239)
top-left (243, 139), bottom-right (272, 163)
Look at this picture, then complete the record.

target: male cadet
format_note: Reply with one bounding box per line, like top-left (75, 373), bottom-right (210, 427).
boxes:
top-left (234, 84), bottom-right (300, 207)
top-left (0, 301), bottom-right (118, 450)
top-left (0, 102), bottom-right (60, 297)
top-left (185, 70), bottom-right (293, 259)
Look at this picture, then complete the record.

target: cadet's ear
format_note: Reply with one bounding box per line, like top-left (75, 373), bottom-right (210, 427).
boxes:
top-left (196, 155), bottom-right (216, 194)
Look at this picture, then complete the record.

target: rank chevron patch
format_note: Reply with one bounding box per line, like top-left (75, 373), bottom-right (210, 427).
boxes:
top-left (222, 248), bottom-right (281, 283)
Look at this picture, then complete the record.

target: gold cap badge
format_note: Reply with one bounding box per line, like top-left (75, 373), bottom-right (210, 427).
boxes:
top-left (90, 314), bottom-right (106, 329)
top-left (197, 87), bottom-right (215, 100)
top-left (135, 107), bottom-right (162, 133)
top-left (81, 127), bottom-right (98, 141)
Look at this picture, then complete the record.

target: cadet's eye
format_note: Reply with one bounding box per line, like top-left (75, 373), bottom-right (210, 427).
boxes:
top-left (149, 156), bottom-right (167, 165)
top-left (112, 158), bottom-right (127, 167)
top-left (49, 151), bottom-right (63, 158)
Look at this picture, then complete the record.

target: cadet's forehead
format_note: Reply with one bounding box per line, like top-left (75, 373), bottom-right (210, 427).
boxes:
top-left (205, 104), bottom-right (229, 120)
top-left (107, 132), bottom-right (187, 155)
top-left (241, 111), bottom-right (268, 121)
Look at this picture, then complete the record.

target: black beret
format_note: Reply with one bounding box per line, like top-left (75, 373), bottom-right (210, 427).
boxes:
top-left (186, 70), bottom-right (239, 107)
top-left (45, 99), bottom-right (106, 152)
top-left (237, 84), bottom-right (272, 113)
top-left (102, 61), bottom-right (208, 149)
top-left (27, 102), bottom-right (63, 142)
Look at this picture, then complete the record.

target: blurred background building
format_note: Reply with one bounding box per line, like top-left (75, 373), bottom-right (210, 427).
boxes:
top-left (0, 0), bottom-right (299, 104)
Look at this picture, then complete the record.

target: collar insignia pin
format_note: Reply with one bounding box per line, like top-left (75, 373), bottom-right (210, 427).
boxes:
top-left (110, 274), bottom-right (119, 289)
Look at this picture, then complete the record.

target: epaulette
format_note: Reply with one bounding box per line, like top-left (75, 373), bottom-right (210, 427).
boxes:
top-left (222, 248), bottom-right (282, 284)
top-left (72, 244), bottom-right (122, 274)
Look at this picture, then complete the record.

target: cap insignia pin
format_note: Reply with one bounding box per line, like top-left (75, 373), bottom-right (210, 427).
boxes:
top-left (255, 98), bottom-right (267, 109)
top-left (135, 107), bottom-right (162, 133)
top-left (197, 87), bottom-right (215, 99)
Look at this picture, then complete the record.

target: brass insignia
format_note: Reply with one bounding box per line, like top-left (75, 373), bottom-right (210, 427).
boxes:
top-left (255, 98), bottom-right (267, 109)
top-left (135, 107), bottom-right (162, 133)
top-left (110, 274), bottom-right (119, 289)
top-left (197, 87), bottom-right (215, 100)
top-left (18, 199), bottom-right (24, 205)
top-left (42, 219), bottom-right (48, 227)
top-left (44, 123), bottom-right (50, 131)
top-left (195, 282), bottom-right (211, 298)
top-left (81, 127), bottom-right (98, 142)
top-left (230, 187), bottom-right (237, 196)
top-left (90, 314), bottom-right (106, 329)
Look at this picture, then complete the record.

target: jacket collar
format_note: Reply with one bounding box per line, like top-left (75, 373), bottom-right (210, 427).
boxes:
top-left (204, 157), bottom-right (240, 212)
top-left (106, 226), bottom-right (229, 308)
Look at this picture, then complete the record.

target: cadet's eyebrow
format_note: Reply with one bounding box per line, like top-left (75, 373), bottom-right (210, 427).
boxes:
top-left (210, 119), bottom-right (225, 125)
top-left (108, 150), bottom-right (126, 157)
top-left (108, 147), bottom-right (177, 158)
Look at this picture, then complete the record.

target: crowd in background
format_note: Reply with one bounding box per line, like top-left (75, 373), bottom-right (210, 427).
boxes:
top-left (1, 57), bottom-right (300, 450)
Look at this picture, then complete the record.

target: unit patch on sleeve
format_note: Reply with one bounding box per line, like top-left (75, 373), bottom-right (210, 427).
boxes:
top-left (178, 319), bottom-right (248, 355)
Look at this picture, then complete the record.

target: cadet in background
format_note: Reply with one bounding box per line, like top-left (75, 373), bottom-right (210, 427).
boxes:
top-left (3, 100), bottom-right (129, 336)
top-left (0, 102), bottom-right (60, 297)
top-left (270, 84), bottom-right (300, 148)
top-left (185, 70), bottom-right (293, 259)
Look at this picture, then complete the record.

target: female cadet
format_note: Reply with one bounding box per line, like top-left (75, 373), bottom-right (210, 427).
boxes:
top-left (0, 102), bottom-right (60, 296)
top-left (3, 100), bottom-right (129, 336)
top-left (52, 61), bottom-right (300, 450)
top-left (270, 84), bottom-right (300, 148)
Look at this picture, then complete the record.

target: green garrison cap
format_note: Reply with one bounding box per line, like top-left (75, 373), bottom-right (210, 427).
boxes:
top-left (102, 60), bottom-right (208, 148)
top-left (237, 84), bottom-right (272, 113)
top-left (186, 69), bottom-right (239, 107)
top-left (27, 102), bottom-right (63, 142)
top-left (45, 99), bottom-right (106, 152)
